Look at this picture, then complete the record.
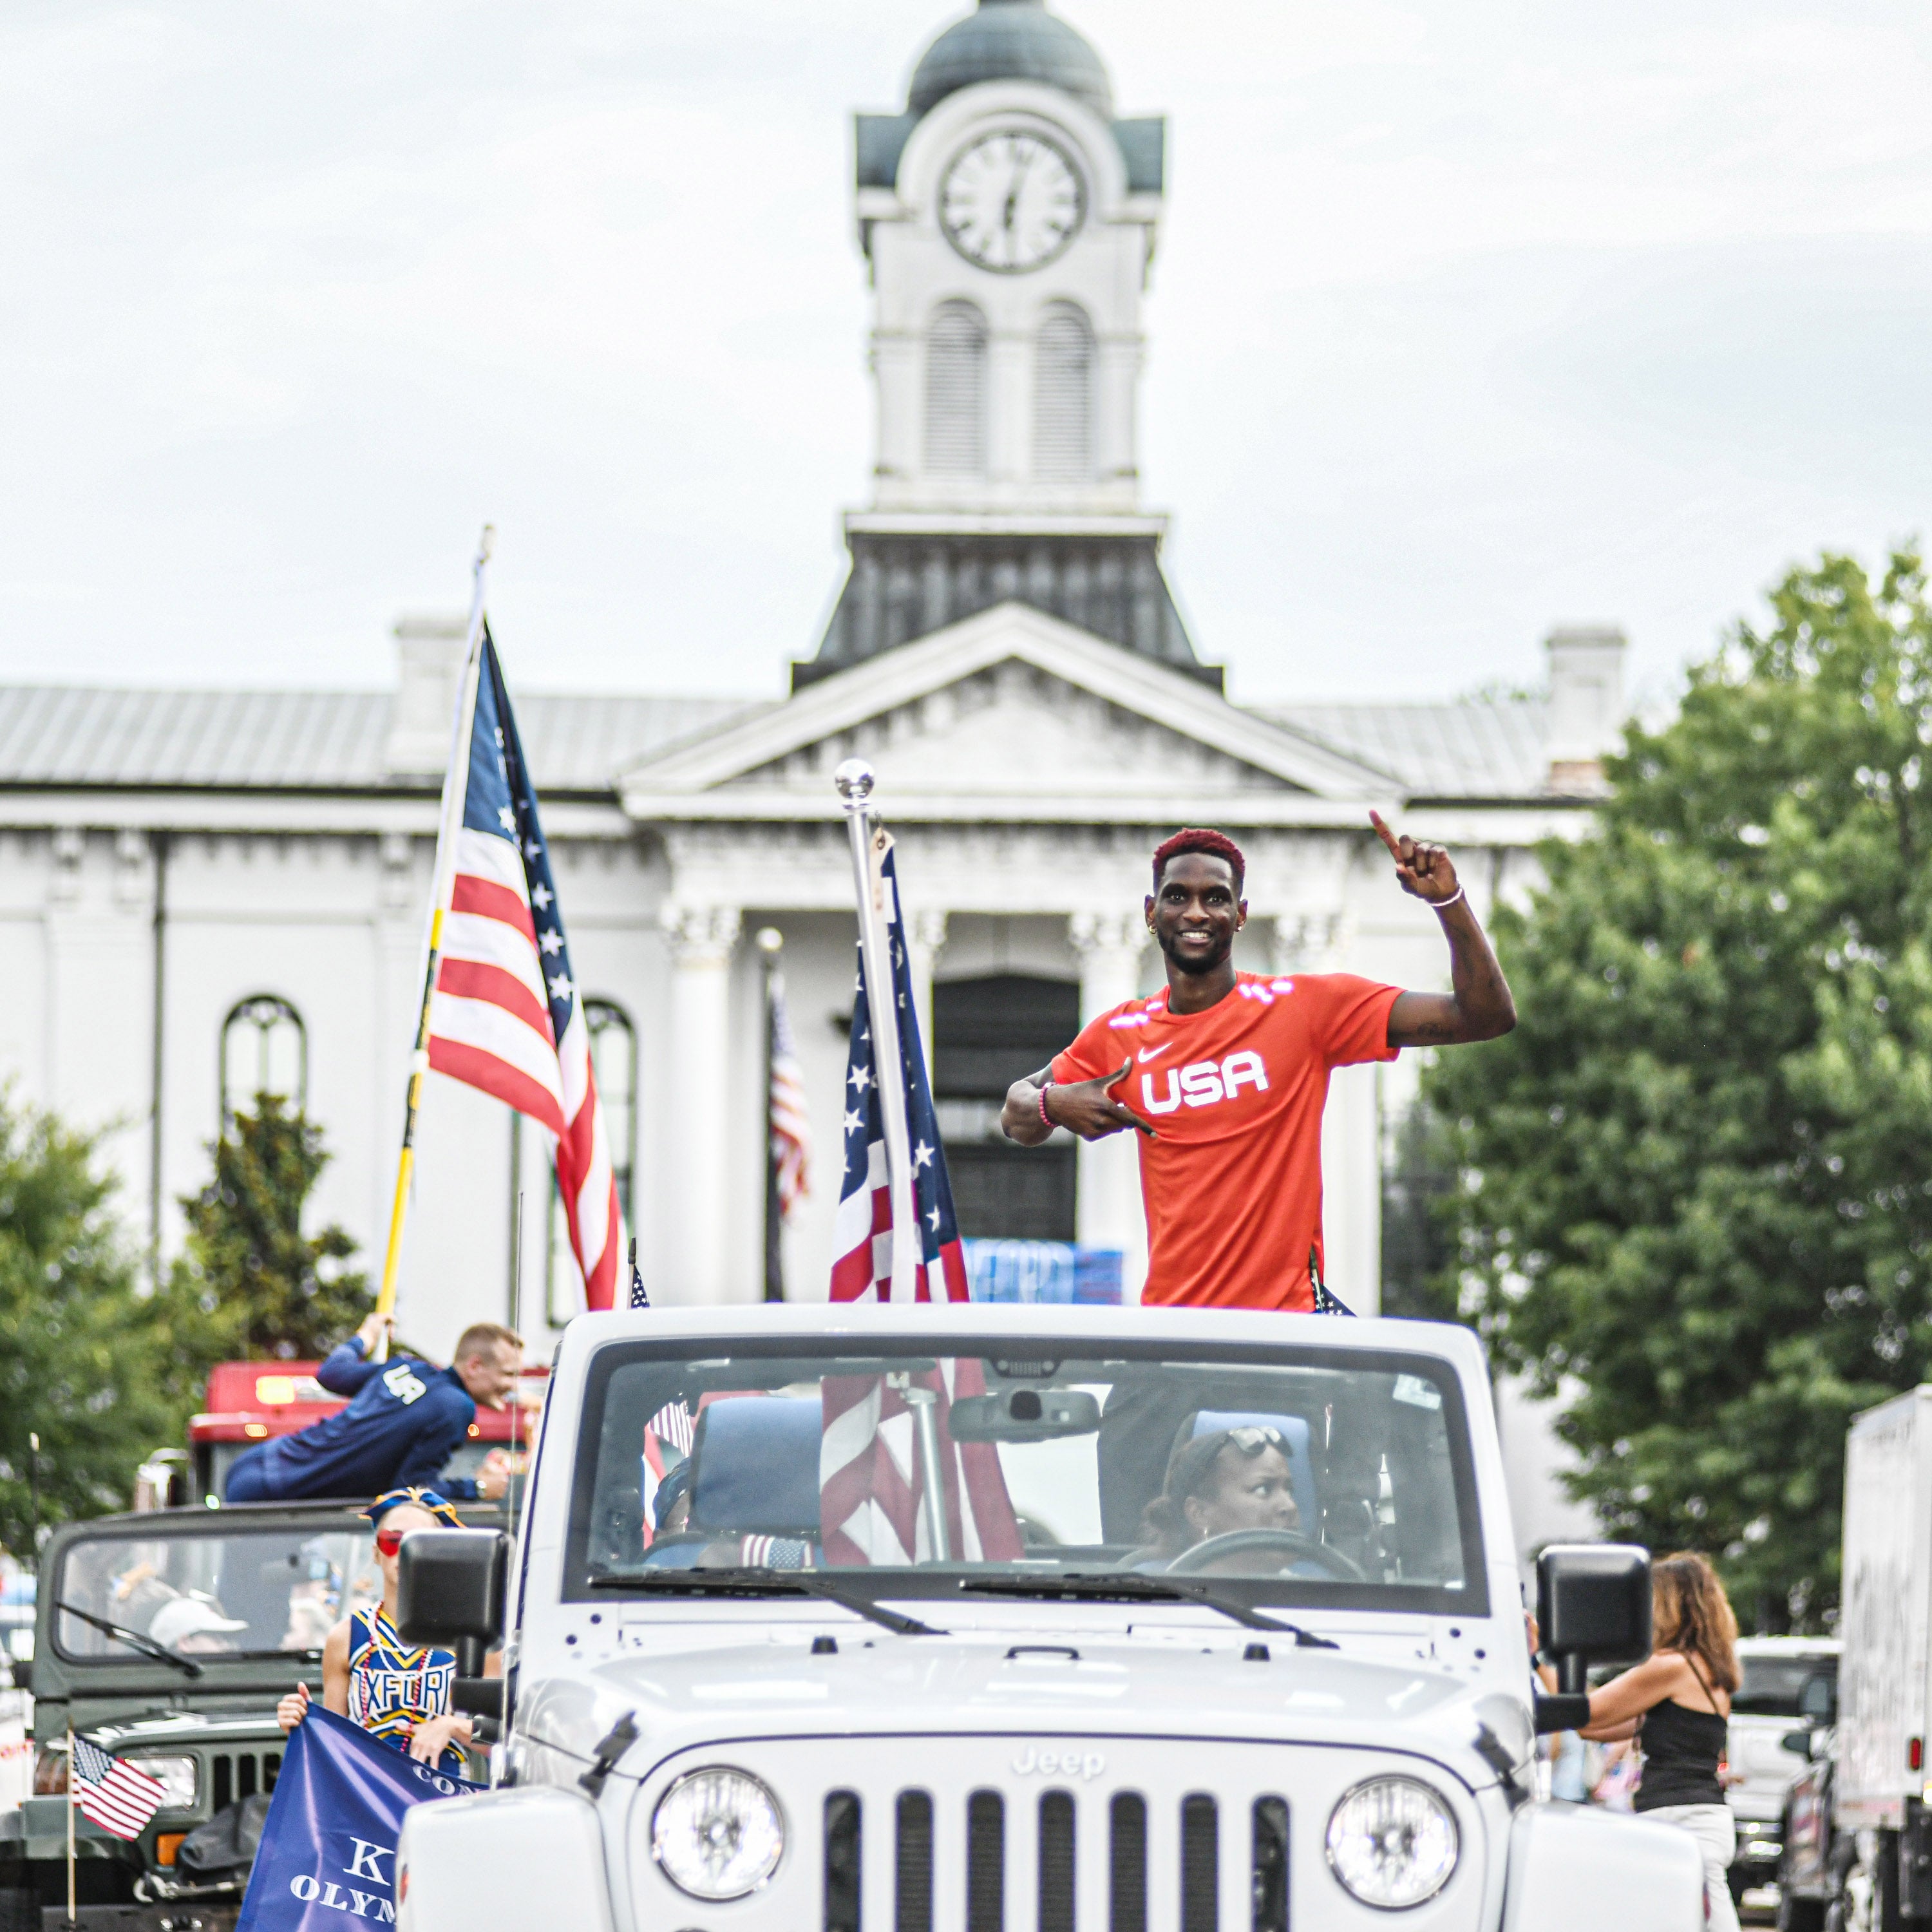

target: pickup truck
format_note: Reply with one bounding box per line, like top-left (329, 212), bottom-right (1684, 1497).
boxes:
top-left (392, 1303), bottom-right (1706, 1929)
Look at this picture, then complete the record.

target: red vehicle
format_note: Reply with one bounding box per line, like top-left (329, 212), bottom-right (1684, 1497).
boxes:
top-left (178, 1359), bottom-right (547, 1506)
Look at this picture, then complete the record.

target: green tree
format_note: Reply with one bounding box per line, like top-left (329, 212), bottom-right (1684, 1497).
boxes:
top-left (0, 1092), bottom-right (214, 1559)
top-left (173, 1095), bottom-right (371, 1359)
top-left (1427, 549), bottom-right (1932, 1628)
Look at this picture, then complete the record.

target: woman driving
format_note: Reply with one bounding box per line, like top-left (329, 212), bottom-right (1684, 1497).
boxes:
top-left (1139, 1425), bottom-right (1303, 1563)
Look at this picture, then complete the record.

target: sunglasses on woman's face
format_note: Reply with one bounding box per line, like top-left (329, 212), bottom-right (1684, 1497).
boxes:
top-left (374, 1528), bottom-right (406, 1558)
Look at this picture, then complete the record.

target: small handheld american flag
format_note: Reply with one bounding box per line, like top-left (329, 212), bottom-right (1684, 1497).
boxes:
top-left (70, 1736), bottom-right (166, 1841)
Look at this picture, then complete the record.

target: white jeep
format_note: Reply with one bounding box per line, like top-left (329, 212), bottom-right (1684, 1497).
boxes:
top-left (393, 1304), bottom-right (1703, 1929)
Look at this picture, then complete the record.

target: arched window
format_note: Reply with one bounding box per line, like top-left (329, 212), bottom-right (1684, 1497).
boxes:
top-left (220, 995), bottom-right (307, 1119)
top-left (925, 300), bottom-right (988, 476)
top-left (1033, 302), bottom-right (1094, 482)
top-left (547, 999), bottom-right (637, 1323)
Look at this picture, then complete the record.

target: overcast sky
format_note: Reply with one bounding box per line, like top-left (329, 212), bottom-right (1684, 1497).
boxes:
top-left (3, 0), bottom-right (1927, 708)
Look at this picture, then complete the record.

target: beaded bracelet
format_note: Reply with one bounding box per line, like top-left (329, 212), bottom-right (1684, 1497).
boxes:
top-left (1038, 1082), bottom-right (1054, 1127)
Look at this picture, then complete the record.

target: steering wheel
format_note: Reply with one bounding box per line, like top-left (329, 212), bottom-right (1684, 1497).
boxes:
top-left (1166, 1528), bottom-right (1367, 1582)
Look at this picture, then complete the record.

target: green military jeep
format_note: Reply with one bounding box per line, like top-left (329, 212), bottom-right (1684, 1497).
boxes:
top-left (0, 1500), bottom-right (503, 1931)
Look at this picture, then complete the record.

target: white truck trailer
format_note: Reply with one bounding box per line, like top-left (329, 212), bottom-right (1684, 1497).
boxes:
top-left (1782, 1386), bottom-right (1932, 1930)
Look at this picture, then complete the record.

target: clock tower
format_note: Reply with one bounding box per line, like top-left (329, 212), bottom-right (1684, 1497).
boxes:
top-left (797, 0), bottom-right (1216, 688)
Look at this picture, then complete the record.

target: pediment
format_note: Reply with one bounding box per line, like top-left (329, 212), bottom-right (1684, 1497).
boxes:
top-left (618, 603), bottom-right (1401, 824)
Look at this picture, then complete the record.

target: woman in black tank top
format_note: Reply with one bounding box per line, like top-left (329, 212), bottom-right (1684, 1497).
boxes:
top-left (1578, 1551), bottom-right (1741, 1932)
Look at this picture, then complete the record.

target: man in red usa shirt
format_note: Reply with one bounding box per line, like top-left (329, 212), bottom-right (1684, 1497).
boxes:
top-left (999, 819), bottom-right (1517, 1312)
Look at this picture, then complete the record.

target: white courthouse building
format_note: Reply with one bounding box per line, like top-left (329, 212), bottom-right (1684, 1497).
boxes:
top-left (0, 0), bottom-right (1622, 1540)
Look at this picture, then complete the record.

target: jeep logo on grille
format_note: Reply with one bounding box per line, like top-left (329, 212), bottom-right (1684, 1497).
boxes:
top-left (1010, 1745), bottom-right (1106, 1782)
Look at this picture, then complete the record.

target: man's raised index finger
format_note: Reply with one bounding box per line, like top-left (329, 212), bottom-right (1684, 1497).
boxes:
top-left (1368, 810), bottom-right (1405, 861)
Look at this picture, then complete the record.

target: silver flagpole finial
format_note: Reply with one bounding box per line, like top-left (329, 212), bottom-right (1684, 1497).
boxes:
top-left (833, 758), bottom-right (875, 810)
top-left (477, 524), bottom-right (496, 567)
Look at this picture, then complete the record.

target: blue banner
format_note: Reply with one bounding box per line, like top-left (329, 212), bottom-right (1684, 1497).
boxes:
top-left (235, 1705), bottom-right (482, 1931)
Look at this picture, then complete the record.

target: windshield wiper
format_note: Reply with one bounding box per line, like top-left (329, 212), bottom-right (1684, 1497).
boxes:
top-left (958, 1573), bottom-right (1338, 1648)
top-left (588, 1567), bottom-right (945, 1637)
top-left (57, 1601), bottom-right (204, 1678)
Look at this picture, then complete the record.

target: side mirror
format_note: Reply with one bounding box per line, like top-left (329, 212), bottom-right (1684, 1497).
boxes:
top-left (1533, 1543), bottom-right (1652, 1734)
top-left (1781, 1728), bottom-right (1817, 1757)
top-left (396, 1529), bottom-right (508, 1676)
top-left (6, 1658), bottom-right (29, 1696)
top-left (1798, 1673), bottom-right (1836, 1724)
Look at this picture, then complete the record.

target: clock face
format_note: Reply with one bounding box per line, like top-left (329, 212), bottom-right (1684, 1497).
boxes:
top-left (940, 130), bottom-right (1086, 274)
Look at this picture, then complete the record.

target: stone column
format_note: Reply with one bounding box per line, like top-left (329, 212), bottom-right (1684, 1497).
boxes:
top-left (904, 909), bottom-right (948, 1064)
top-left (659, 903), bottom-right (743, 1305)
top-left (1068, 911), bottom-right (1150, 1301)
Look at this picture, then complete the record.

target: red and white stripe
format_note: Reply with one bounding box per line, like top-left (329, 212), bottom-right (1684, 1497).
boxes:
top-left (426, 826), bottom-right (621, 1310)
top-left (819, 1359), bottom-right (1021, 1566)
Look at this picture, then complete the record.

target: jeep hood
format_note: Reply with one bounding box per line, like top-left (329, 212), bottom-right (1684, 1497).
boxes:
top-left (516, 1632), bottom-right (1531, 1795)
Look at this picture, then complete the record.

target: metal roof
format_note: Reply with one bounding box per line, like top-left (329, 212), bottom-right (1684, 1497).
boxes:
top-left (0, 684), bottom-right (1553, 801)
top-left (0, 687), bottom-right (766, 793)
top-left (1260, 699), bottom-right (1552, 799)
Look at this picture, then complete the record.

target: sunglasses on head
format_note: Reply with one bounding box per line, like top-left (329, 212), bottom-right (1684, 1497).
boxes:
top-left (374, 1528), bottom-right (406, 1558)
top-left (1226, 1425), bottom-right (1285, 1455)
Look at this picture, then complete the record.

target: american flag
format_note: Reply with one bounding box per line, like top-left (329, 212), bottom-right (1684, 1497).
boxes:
top-left (828, 839), bottom-right (967, 1305)
top-left (820, 831), bottom-right (1018, 1564)
top-left (425, 630), bottom-right (623, 1310)
top-left (768, 967), bottom-right (810, 1220)
top-left (821, 1363), bottom-right (1021, 1566)
top-left (640, 1397), bottom-right (695, 1545)
top-left (70, 1737), bottom-right (166, 1841)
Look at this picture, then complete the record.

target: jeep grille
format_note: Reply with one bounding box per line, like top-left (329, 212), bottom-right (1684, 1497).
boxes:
top-left (821, 1785), bottom-right (1289, 1932)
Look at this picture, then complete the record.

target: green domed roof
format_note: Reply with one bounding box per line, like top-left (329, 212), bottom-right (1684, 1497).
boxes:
top-left (908, 0), bottom-right (1113, 121)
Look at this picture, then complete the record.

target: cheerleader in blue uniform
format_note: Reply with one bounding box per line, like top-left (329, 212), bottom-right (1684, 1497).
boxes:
top-left (276, 1489), bottom-right (482, 1774)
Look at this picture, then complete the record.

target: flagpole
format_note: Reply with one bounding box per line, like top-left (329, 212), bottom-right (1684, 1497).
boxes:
top-left (65, 1724), bottom-right (76, 1927)
top-left (373, 525), bottom-right (495, 1359)
top-left (834, 759), bottom-right (919, 1302)
top-left (756, 927), bottom-right (786, 1303)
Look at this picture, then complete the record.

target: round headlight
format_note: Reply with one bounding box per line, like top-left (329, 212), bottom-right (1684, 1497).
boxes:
top-left (1326, 1776), bottom-right (1459, 1909)
top-left (652, 1766), bottom-right (784, 1900)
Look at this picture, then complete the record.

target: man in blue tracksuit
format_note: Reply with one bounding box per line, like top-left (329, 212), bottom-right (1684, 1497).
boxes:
top-left (223, 1312), bottom-right (524, 1504)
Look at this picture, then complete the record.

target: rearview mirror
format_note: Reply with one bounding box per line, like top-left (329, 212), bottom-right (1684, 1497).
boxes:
top-left (396, 1529), bottom-right (508, 1676)
top-left (1533, 1544), bottom-right (1652, 1734)
top-left (947, 1388), bottom-right (1101, 1443)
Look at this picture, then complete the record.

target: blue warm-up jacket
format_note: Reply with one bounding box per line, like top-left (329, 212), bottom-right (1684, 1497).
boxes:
top-left (244, 1338), bottom-right (483, 1501)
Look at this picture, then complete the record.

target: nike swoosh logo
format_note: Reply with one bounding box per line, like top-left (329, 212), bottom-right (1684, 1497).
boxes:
top-left (1137, 1044), bottom-right (1171, 1064)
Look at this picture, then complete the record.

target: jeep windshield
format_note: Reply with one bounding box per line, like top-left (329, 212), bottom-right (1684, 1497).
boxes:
top-left (567, 1337), bottom-right (1486, 1615)
top-left (53, 1522), bottom-right (386, 1663)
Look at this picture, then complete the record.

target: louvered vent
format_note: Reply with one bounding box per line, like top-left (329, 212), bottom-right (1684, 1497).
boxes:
top-left (1033, 303), bottom-right (1093, 482)
top-left (925, 301), bottom-right (989, 475)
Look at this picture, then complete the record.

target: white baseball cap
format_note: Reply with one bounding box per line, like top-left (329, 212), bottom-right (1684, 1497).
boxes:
top-left (149, 1598), bottom-right (248, 1650)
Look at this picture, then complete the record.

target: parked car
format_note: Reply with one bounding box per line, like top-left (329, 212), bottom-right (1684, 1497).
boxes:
top-left (1726, 1636), bottom-right (1840, 1908)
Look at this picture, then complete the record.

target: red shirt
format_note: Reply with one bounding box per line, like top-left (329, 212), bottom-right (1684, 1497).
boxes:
top-left (1052, 971), bottom-right (1402, 1312)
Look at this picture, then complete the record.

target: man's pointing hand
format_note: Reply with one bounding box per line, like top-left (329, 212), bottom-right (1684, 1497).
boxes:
top-left (1045, 1061), bottom-right (1158, 1141)
top-left (1370, 810), bottom-right (1462, 906)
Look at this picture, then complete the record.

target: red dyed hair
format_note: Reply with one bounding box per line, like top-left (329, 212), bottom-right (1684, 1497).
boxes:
top-left (1151, 828), bottom-right (1245, 895)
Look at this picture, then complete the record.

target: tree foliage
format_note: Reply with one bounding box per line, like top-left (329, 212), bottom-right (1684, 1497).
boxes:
top-left (1426, 549), bottom-right (1932, 1628)
top-left (0, 1094), bottom-right (214, 1558)
top-left (173, 1095), bottom-right (371, 1359)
